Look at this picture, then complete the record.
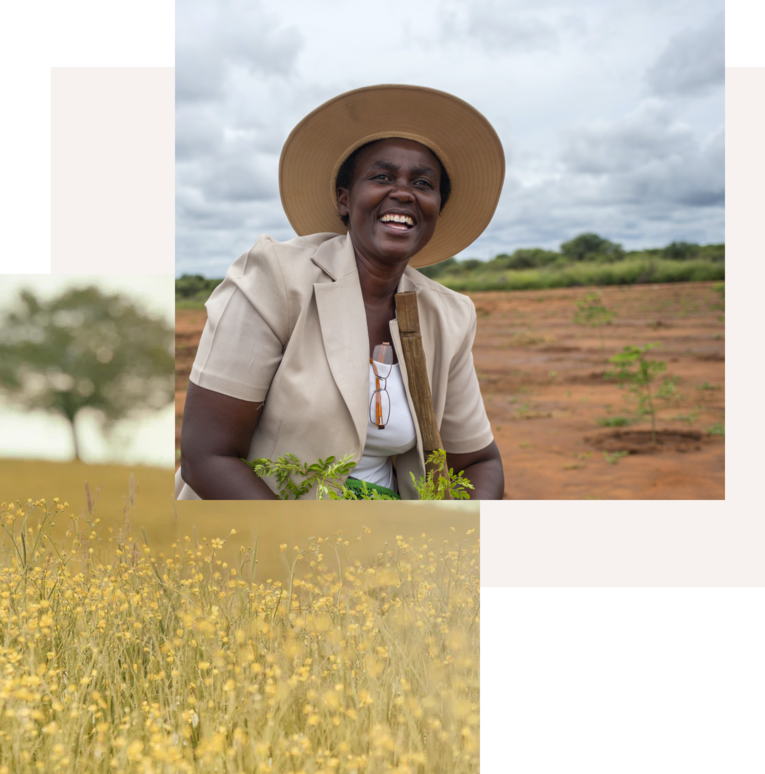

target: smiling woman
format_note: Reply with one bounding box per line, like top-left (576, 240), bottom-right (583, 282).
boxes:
top-left (177, 84), bottom-right (506, 500)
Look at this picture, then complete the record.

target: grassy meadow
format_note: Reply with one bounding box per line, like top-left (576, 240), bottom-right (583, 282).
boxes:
top-left (0, 475), bottom-right (480, 773)
top-left (0, 459), bottom-right (176, 549)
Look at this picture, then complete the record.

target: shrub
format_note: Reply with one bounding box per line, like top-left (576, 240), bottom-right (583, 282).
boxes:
top-left (561, 233), bottom-right (625, 262)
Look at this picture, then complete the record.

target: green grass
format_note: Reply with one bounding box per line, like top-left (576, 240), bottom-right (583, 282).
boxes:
top-left (596, 416), bottom-right (635, 428)
top-left (176, 298), bottom-right (210, 310)
top-left (434, 259), bottom-right (725, 292)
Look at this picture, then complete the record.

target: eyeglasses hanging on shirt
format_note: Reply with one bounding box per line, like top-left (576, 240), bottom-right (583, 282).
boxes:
top-left (370, 343), bottom-right (393, 429)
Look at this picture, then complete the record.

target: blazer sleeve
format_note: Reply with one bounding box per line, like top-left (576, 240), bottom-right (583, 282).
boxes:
top-left (439, 300), bottom-right (494, 454)
top-left (189, 236), bottom-right (291, 402)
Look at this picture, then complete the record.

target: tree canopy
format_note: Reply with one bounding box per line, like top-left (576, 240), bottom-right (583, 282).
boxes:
top-left (560, 233), bottom-right (625, 262)
top-left (0, 286), bottom-right (174, 460)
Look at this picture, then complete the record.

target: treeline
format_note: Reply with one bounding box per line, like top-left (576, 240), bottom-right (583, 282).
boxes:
top-left (419, 234), bottom-right (724, 279)
top-left (176, 234), bottom-right (724, 301)
top-left (175, 274), bottom-right (222, 303)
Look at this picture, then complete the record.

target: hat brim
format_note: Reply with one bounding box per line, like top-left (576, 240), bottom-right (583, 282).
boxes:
top-left (279, 84), bottom-right (505, 269)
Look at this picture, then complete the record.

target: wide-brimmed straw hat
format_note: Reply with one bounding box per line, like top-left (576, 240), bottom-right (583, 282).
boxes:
top-left (279, 84), bottom-right (505, 268)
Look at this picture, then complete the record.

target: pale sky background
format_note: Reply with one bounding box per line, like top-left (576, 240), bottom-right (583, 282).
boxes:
top-left (176, 0), bottom-right (724, 277)
top-left (0, 275), bottom-right (174, 467)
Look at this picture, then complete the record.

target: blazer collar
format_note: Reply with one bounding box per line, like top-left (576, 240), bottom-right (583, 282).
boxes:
top-left (310, 233), bottom-right (357, 281)
top-left (311, 234), bottom-right (425, 296)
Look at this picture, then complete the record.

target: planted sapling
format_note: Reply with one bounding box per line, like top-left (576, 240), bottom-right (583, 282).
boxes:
top-left (606, 343), bottom-right (668, 444)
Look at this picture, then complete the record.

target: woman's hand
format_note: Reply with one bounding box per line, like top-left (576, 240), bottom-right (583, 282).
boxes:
top-left (446, 441), bottom-right (505, 500)
top-left (180, 382), bottom-right (279, 500)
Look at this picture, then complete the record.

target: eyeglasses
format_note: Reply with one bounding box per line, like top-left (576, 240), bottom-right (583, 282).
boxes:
top-left (370, 343), bottom-right (393, 430)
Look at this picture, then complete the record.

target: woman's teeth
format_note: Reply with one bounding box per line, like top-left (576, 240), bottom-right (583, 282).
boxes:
top-left (380, 214), bottom-right (414, 228)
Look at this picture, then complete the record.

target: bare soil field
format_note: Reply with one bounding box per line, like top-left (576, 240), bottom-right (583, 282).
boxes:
top-left (176, 281), bottom-right (724, 499)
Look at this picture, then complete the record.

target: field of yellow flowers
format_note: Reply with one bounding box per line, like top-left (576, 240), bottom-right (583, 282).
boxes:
top-left (0, 497), bottom-right (479, 773)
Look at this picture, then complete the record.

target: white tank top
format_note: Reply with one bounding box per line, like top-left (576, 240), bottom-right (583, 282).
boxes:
top-left (351, 361), bottom-right (417, 490)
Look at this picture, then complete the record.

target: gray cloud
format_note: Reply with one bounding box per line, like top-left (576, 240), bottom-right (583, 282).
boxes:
top-left (201, 156), bottom-right (278, 203)
top-left (559, 100), bottom-right (723, 208)
top-left (562, 101), bottom-right (695, 175)
top-left (645, 12), bottom-right (724, 98)
top-left (442, 2), bottom-right (559, 54)
top-left (176, 0), bottom-right (304, 104)
top-left (175, 105), bottom-right (224, 161)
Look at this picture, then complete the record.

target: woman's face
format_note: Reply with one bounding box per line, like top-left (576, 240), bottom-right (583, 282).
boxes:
top-left (337, 138), bottom-right (442, 267)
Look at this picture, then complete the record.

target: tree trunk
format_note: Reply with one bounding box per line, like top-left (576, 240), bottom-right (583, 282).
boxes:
top-left (66, 413), bottom-right (81, 461)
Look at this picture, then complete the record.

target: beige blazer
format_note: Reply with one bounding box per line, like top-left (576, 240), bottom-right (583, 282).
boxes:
top-left (175, 233), bottom-right (493, 500)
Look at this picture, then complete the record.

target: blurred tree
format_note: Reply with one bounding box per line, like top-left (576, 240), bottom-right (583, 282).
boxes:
top-left (418, 257), bottom-right (457, 279)
top-left (0, 287), bottom-right (174, 460)
top-left (175, 274), bottom-right (222, 301)
top-left (491, 248), bottom-right (560, 270)
top-left (460, 258), bottom-right (484, 272)
top-left (662, 241), bottom-right (700, 260)
top-left (561, 233), bottom-right (625, 262)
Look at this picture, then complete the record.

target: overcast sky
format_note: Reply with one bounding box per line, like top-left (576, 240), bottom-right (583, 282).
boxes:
top-left (176, 0), bottom-right (724, 277)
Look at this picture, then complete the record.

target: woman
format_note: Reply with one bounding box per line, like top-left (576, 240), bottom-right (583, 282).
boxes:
top-left (177, 84), bottom-right (505, 500)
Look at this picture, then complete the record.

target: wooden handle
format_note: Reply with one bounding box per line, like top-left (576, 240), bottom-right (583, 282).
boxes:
top-left (395, 292), bottom-right (452, 498)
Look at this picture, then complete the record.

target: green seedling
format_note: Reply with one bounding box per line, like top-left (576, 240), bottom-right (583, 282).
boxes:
top-left (696, 382), bottom-right (720, 391)
top-left (244, 453), bottom-right (362, 500)
top-left (244, 449), bottom-right (473, 500)
top-left (656, 375), bottom-right (684, 404)
top-left (673, 411), bottom-right (700, 425)
top-left (596, 416), bottom-right (634, 428)
top-left (518, 441), bottom-right (532, 449)
top-left (607, 343), bottom-right (670, 444)
top-left (573, 291), bottom-right (616, 365)
top-left (707, 423), bottom-right (725, 436)
top-left (410, 450), bottom-right (474, 500)
top-left (603, 450), bottom-right (629, 465)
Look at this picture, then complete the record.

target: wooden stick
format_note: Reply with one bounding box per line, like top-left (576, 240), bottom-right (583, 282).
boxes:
top-left (395, 291), bottom-right (452, 498)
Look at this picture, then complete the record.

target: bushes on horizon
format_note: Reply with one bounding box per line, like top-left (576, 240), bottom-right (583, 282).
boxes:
top-left (418, 256), bottom-right (459, 279)
top-left (176, 274), bottom-right (223, 302)
top-left (489, 248), bottom-right (560, 271)
top-left (177, 235), bottom-right (726, 299)
top-left (561, 233), bottom-right (625, 262)
top-left (662, 241), bottom-right (700, 261)
top-left (436, 258), bottom-right (725, 292)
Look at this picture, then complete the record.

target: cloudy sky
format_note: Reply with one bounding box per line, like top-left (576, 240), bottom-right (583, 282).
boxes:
top-left (176, 0), bottom-right (724, 276)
